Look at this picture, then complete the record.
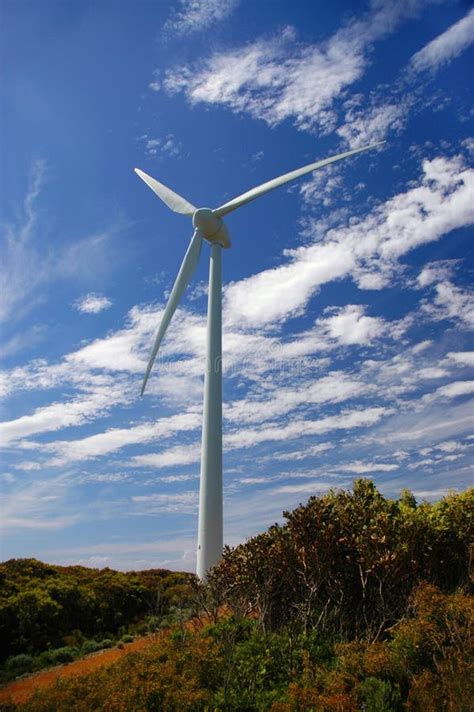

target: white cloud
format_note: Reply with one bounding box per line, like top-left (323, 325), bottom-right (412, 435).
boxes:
top-left (412, 488), bottom-right (456, 500)
top-left (447, 352), bottom-right (474, 368)
top-left (164, 0), bottom-right (239, 36)
top-left (412, 339), bottom-right (433, 354)
top-left (65, 304), bottom-right (160, 374)
top-left (436, 440), bottom-right (468, 453)
top-left (373, 399), bottom-right (473, 446)
top-left (421, 279), bottom-right (474, 328)
top-left (74, 293), bottom-right (112, 314)
top-left (132, 443), bottom-right (201, 469)
top-left (126, 407), bottom-right (388, 471)
top-left (265, 442), bottom-right (333, 462)
top-left (0, 160), bottom-right (47, 322)
top-left (240, 477), bottom-right (270, 485)
top-left (43, 411), bottom-right (201, 465)
top-left (417, 259), bottom-right (457, 287)
top-left (316, 304), bottom-right (387, 345)
top-left (431, 380), bottom-right (474, 400)
top-left (131, 491), bottom-right (198, 514)
top-left (163, 2), bottom-right (431, 133)
top-left (163, 26), bottom-right (360, 132)
top-left (275, 481), bottom-right (339, 494)
top-left (42, 406), bottom-right (330, 468)
top-left (224, 156), bottom-right (474, 328)
top-left (417, 367), bottom-right (448, 379)
top-left (138, 133), bottom-right (182, 159)
top-left (224, 371), bottom-right (365, 425)
top-left (1, 475), bottom-right (80, 531)
top-left (298, 163), bottom-right (346, 208)
top-left (0, 160), bottom-right (126, 324)
top-left (337, 102), bottom-right (407, 148)
top-left (225, 406), bottom-right (389, 450)
top-left (0, 325), bottom-right (46, 360)
top-left (411, 8), bottom-right (474, 72)
top-left (14, 461), bottom-right (43, 471)
top-left (0, 387), bottom-right (129, 446)
top-left (333, 460), bottom-right (398, 473)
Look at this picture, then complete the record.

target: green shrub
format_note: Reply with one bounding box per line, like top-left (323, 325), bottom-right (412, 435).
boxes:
top-left (47, 646), bottom-right (78, 664)
top-left (147, 616), bottom-right (161, 632)
top-left (98, 638), bottom-right (113, 649)
top-left (358, 676), bottom-right (402, 711)
top-left (62, 629), bottom-right (85, 648)
top-left (5, 653), bottom-right (34, 674)
top-left (81, 640), bottom-right (103, 655)
top-left (121, 634), bottom-right (134, 643)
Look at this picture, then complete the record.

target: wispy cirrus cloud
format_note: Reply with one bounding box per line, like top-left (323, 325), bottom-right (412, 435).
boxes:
top-left (131, 491), bottom-right (198, 514)
top-left (411, 8), bottom-right (474, 73)
top-left (1, 474), bottom-right (81, 531)
top-left (429, 380), bottom-right (474, 401)
top-left (0, 161), bottom-right (127, 325)
top-left (224, 372), bottom-right (366, 426)
top-left (44, 412), bottom-right (202, 466)
top-left (162, 2), bottom-right (437, 133)
top-left (224, 154), bottom-right (474, 328)
top-left (447, 352), bottom-right (474, 368)
top-left (137, 133), bottom-right (182, 159)
top-left (418, 262), bottom-right (474, 329)
top-left (0, 385), bottom-right (130, 446)
top-left (74, 293), bottom-right (112, 314)
top-left (0, 160), bottom-right (48, 323)
top-left (164, 0), bottom-right (239, 36)
top-left (337, 101), bottom-right (407, 148)
top-left (315, 304), bottom-right (388, 345)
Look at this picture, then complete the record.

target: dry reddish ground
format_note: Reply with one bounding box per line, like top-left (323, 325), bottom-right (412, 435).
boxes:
top-left (0, 635), bottom-right (158, 707)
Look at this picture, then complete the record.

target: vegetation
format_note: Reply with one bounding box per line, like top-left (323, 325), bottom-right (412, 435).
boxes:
top-left (0, 558), bottom-right (194, 682)
top-left (205, 480), bottom-right (472, 639)
top-left (1, 480), bottom-right (472, 710)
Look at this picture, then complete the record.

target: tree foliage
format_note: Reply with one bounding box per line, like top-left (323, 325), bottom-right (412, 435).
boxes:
top-left (206, 480), bottom-right (473, 639)
top-left (0, 559), bottom-right (194, 662)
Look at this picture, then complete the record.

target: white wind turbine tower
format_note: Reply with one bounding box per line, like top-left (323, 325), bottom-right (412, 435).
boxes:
top-left (135, 141), bottom-right (382, 579)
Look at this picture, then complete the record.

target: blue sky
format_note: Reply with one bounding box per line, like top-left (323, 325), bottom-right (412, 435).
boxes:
top-left (1, 0), bottom-right (473, 572)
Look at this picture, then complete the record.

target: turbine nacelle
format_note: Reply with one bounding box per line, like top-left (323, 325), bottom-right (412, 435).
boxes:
top-left (193, 208), bottom-right (231, 249)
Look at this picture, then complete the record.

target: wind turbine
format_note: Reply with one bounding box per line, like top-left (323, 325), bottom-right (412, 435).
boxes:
top-left (135, 141), bottom-right (382, 579)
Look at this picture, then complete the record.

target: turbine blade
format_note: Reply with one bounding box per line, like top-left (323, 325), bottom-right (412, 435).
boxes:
top-left (134, 168), bottom-right (196, 216)
top-left (214, 142), bottom-right (384, 217)
top-left (141, 230), bottom-right (203, 396)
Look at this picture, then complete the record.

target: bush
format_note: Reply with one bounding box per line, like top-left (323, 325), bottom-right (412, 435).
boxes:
top-left (5, 653), bottom-right (34, 674)
top-left (121, 634), bottom-right (134, 643)
top-left (81, 640), bottom-right (103, 655)
top-left (358, 677), bottom-right (401, 711)
top-left (44, 646), bottom-right (78, 665)
top-left (147, 616), bottom-right (161, 632)
top-left (98, 638), bottom-right (113, 649)
top-left (62, 629), bottom-right (85, 649)
top-left (206, 481), bottom-right (473, 639)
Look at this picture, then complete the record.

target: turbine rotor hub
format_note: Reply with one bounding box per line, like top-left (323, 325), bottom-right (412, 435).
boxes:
top-left (193, 208), bottom-right (231, 249)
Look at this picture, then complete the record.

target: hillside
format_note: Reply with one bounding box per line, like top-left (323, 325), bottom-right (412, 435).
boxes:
top-left (1, 480), bottom-right (473, 711)
top-left (0, 558), bottom-right (194, 681)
